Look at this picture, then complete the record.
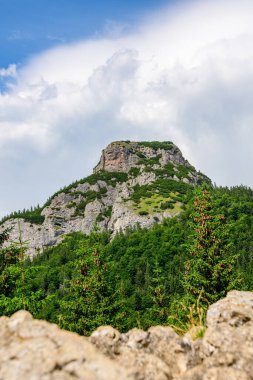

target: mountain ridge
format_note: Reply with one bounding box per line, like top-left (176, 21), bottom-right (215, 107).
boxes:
top-left (0, 141), bottom-right (210, 256)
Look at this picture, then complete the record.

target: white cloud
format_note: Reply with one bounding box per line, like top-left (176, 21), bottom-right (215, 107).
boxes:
top-left (0, 64), bottom-right (16, 78)
top-left (1, 0), bottom-right (253, 215)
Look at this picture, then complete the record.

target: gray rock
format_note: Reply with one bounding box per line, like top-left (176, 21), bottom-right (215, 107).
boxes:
top-left (90, 291), bottom-right (253, 380)
top-left (0, 310), bottom-right (132, 380)
top-left (1, 292), bottom-right (253, 380)
top-left (0, 140), bottom-right (207, 256)
top-left (93, 141), bottom-right (140, 173)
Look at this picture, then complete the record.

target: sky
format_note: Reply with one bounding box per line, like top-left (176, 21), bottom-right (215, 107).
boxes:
top-left (0, 0), bottom-right (253, 217)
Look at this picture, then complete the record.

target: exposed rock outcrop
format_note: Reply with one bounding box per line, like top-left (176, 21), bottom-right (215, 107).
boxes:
top-left (93, 141), bottom-right (140, 173)
top-left (90, 291), bottom-right (253, 380)
top-left (179, 290), bottom-right (253, 380)
top-left (0, 141), bottom-right (209, 256)
top-left (93, 141), bottom-right (189, 173)
top-left (0, 310), bottom-right (132, 380)
top-left (0, 291), bottom-right (252, 380)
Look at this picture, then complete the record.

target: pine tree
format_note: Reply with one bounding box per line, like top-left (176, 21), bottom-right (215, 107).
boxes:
top-left (183, 186), bottom-right (240, 305)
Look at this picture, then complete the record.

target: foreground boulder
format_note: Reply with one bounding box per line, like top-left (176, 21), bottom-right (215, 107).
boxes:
top-left (179, 290), bottom-right (253, 380)
top-left (0, 291), bottom-right (253, 379)
top-left (0, 310), bottom-right (132, 380)
top-left (90, 291), bottom-right (253, 380)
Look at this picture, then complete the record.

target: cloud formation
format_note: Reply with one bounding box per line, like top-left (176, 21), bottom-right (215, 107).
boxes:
top-left (1, 0), bottom-right (253, 216)
top-left (0, 64), bottom-right (16, 78)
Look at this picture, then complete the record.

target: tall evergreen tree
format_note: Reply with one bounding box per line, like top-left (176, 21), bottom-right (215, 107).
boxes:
top-left (58, 234), bottom-right (112, 335)
top-left (183, 186), bottom-right (240, 304)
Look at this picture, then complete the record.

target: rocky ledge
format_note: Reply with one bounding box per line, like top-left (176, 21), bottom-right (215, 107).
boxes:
top-left (0, 291), bottom-right (252, 380)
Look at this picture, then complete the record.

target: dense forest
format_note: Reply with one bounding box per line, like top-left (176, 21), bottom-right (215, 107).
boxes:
top-left (0, 184), bottom-right (252, 335)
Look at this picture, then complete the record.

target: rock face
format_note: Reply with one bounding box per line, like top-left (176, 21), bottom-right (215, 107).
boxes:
top-left (93, 141), bottom-right (140, 173)
top-left (181, 290), bottom-right (253, 380)
top-left (0, 141), bottom-right (209, 256)
top-left (0, 291), bottom-right (252, 380)
top-left (93, 141), bottom-right (189, 173)
top-left (90, 290), bottom-right (253, 380)
top-left (0, 310), bottom-right (132, 380)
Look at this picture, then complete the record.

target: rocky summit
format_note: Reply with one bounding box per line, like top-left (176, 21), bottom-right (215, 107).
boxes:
top-left (0, 291), bottom-right (252, 380)
top-left (0, 141), bottom-right (209, 256)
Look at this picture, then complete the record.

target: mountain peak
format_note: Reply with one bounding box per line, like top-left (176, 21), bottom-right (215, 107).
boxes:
top-left (93, 140), bottom-right (188, 173)
top-left (0, 140), bottom-right (210, 256)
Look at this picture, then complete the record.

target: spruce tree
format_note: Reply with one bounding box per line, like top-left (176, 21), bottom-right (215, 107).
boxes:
top-left (183, 186), bottom-right (240, 305)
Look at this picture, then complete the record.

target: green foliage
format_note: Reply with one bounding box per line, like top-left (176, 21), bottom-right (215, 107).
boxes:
top-left (175, 165), bottom-right (191, 179)
top-left (131, 193), bottom-right (181, 215)
top-left (59, 237), bottom-right (113, 335)
top-left (84, 171), bottom-right (128, 187)
top-left (0, 229), bottom-right (10, 246)
top-left (130, 179), bottom-right (191, 204)
top-left (96, 206), bottom-right (113, 222)
top-left (137, 155), bottom-right (161, 166)
top-left (0, 184), bottom-right (252, 338)
top-left (139, 210), bottom-right (149, 216)
top-left (183, 186), bottom-right (241, 305)
top-left (138, 141), bottom-right (174, 150)
top-left (70, 187), bottom-right (108, 216)
top-left (168, 291), bottom-right (207, 338)
top-left (154, 163), bottom-right (175, 178)
top-left (74, 191), bottom-right (98, 216)
top-left (103, 206), bottom-right (113, 218)
top-left (160, 201), bottom-right (174, 210)
top-left (0, 205), bottom-right (45, 225)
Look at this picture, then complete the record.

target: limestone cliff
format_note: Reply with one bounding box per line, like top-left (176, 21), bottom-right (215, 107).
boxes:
top-left (93, 141), bottom-right (189, 173)
top-left (0, 141), bottom-right (209, 256)
top-left (0, 291), bottom-right (252, 380)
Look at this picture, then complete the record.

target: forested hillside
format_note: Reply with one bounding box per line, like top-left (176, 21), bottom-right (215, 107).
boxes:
top-left (0, 184), bottom-right (252, 335)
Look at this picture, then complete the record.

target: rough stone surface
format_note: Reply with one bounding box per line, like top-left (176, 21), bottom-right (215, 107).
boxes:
top-left (0, 292), bottom-right (253, 379)
top-left (178, 291), bottom-right (253, 380)
top-left (0, 141), bottom-right (207, 256)
top-left (0, 310), bottom-right (132, 380)
top-left (93, 141), bottom-right (140, 173)
top-left (90, 291), bottom-right (253, 380)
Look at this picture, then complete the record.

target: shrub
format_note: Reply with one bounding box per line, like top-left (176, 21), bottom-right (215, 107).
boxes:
top-left (139, 210), bottom-right (149, 216)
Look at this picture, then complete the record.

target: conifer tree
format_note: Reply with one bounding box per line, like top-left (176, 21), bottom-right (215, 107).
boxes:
top-left (183, 186), bottom-right (240, 304)
top-left (0, 229), bottom-right (9, 247)
top-left (58, 234), bottom-right (112, 335)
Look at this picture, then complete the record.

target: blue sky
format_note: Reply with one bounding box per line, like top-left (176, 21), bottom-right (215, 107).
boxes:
top-left (1, 0), bottom-right (173, 67)
top-left (0, 0), bottom-right (253, 217)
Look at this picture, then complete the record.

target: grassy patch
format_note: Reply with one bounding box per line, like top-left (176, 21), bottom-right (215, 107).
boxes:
top-left (130, 179), bottom-right (191, 205)
top-left (131, 192), bottom-right (183, 215)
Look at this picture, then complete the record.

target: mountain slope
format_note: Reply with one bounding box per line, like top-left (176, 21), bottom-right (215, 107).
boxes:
top-left (0, 141), bottom-right (209, 256)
